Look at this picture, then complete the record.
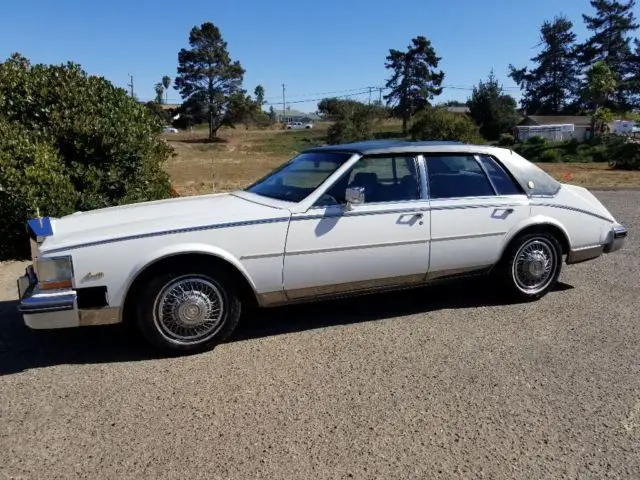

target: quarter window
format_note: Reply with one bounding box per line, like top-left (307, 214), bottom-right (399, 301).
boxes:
top-left (322, 156), bottom-right (420, 204)
top-left (477, 155), bottom-right (523, 195)
top-left (426, 155), bottom-right (495, 199)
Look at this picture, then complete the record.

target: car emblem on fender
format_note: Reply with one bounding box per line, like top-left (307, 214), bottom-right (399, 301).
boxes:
top-left (82, 272), bottom-right (104, 282)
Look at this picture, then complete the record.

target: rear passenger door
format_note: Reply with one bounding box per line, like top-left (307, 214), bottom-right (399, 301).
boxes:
top-left (425, 153), bottom-right (530, 279)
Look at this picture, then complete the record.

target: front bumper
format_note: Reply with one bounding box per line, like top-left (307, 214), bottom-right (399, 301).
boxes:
top-left (17, 265), bottom-right (120, 329)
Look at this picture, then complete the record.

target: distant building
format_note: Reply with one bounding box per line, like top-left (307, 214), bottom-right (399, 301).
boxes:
top-left (276, 109), bottom-right (321, 123)
top-left (515, 115), bottom-right (593, 142)
top-left (445, 106), bottom-right (470, 115)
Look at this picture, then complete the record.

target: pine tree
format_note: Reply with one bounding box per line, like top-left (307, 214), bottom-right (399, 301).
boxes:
top-left (467, 70), bottom-right (519, 140)
top-left (509, 15), bottom-right (580, 114)
top-left (578, 0), bottom-right (639, 109)
top-left (384, 36), bottom-right (445, 134)
top-left (174, 22), bottom-right (245, 140)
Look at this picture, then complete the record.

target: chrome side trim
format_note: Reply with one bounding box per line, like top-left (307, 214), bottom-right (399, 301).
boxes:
top-left (44, 217), bottom-right (291, 254)
top-left (79, 307), bottom-right (121, 326)
top-left (566, 245), bottom-right (604, 264)
top-left (285, 273), bottom-right (427, 301)
top-left (430, 202), bottom-right (526, 211)
top-left (431, 231), bottom-right (506, 242)
top-left (239, 252), bottom-right (283, 260)
top-left (19, 293), bottom-right (75, 313)
top-left (295, 206), bottom-right (430, 221)
top-left (256, 291), bottom-right (288, 306)
top-left (261, 266), bottom-right (494, 307)
top-left (286, 238), bottom-right (427, 256)
top-left (426, 265), bottom-right (493, 281)
top-left (531, 202), bottom-right (614, 223)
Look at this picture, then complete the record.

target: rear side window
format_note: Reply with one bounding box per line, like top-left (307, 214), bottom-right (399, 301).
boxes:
top-left (477, 155), bottom-right (523, 195)
top-left (426, 155), bottom-right (495, 199)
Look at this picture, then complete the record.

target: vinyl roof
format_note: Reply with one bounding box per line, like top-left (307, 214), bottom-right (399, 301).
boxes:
top-left (304, 139), bottom-right (499, 155)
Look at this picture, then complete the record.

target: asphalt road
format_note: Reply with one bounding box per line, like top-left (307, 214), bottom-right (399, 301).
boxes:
top-left (0, 191), bottom-right (639, 479)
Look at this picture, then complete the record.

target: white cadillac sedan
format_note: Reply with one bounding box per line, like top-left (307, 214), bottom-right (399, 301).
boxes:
top-left (17, 140), bottom-right (628, 353)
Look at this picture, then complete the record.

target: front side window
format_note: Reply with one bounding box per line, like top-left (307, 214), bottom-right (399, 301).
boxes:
top-left (245, 151), bottom-right (352, 202)
top-left (321, 156), bottom-right (420, 205)
top-left (426, 155), bottom-right (495, 199)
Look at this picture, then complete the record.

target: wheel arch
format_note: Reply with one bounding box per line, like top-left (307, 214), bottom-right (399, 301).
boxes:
top-left (499, 217), bottom-right (571, 261)
top-left (119, 246), bottom-right (259, 325)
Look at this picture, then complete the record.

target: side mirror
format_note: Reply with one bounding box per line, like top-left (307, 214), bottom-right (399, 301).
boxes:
top-left (345, 186), bottom-right (365, 209)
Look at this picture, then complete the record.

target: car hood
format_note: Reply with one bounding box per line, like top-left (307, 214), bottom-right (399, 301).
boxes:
top-left (38, 192), bottom-right (288, 254)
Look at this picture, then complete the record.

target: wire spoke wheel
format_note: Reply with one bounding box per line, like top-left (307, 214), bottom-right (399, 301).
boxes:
top-left (153, 275), bottom-right (225, 344)
top-left (512, 237), bottom-right (558, 295)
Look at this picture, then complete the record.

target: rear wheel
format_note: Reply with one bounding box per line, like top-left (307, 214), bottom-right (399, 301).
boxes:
top-left (135, 266), bottom-right (241, 354)
top-left (497, 233), bottom-right (562, 300)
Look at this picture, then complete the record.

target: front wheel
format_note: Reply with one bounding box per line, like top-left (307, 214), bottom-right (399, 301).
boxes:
top-left (135, 267), bottom-right (241, 354)
top-left (496, 233), bottom-right (562, 301)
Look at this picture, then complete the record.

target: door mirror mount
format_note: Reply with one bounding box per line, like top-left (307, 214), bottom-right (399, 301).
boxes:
top-left (345, 186), bottom-right (365, 210)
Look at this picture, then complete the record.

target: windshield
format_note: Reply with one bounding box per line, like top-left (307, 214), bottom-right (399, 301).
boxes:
top-left (245, 151), bottom-right (353, 202)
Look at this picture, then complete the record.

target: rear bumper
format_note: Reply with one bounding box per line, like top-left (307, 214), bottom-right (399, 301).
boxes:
top-left (603, 224), bottom-right (628, 254)
top-left (16, 266), bottom-right (120, 329)
top-left (567, 224), bottom-right (627, 264)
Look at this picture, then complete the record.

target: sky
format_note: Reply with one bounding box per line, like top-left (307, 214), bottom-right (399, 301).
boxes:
top-left (3, 0), bottom-right (639, 113)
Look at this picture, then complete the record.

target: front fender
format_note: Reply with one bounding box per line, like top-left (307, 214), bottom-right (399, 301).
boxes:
top-left (115, 242), bottom-right (258, 315)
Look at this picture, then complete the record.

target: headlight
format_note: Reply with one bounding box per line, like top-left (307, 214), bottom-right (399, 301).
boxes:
top-left (35, 256), bottom-right (74, 290)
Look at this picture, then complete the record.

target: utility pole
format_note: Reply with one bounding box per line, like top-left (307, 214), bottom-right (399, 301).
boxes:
top-left (281, 84), bottom-right (286, 123)
top-left (127, 74), bottom-right (134, 98)
top-left (379, 87), bottom-right (383, 104)
top-left (368, 86), bottom-right (373, 105)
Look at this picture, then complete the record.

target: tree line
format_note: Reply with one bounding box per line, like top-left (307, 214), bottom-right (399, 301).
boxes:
top-left (163, 1), bottom-right (639, 143)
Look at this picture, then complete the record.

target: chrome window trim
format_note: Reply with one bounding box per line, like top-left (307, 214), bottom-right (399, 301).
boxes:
top-left (423, 152), bottom-right (501, 201)
top-left (308, 153), bottom-right (424, 209)
top-left (473, 154), bottom-right (499, 196)
top-left (417, 154), bottom-right (429, 200)
top-left (476, 153), bottom-right (527, 196)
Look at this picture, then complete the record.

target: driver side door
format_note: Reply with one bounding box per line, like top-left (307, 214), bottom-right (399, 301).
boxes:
top-left (282, 155), bottom-right (431, 300)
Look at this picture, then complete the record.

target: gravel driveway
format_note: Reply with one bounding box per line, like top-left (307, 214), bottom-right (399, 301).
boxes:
top-left (1, 191), bottom-right (639, 479)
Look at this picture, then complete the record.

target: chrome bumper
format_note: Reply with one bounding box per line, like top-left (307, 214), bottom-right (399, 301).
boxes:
top-left (17, 265), bottom-right (120, 329)
top-left (603, 224), bottom-right (628, 254)
top-left (566, 224), bottom-right (627, 265)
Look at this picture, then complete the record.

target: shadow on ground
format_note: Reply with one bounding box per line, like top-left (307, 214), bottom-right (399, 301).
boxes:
top-left (0, 279), bottom-right (574, 375)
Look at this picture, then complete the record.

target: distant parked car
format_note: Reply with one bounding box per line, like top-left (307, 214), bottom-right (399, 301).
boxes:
top-left (16, 140), bottom-right (628, 354)
top-left (163, 126), bottom-right (178, 133)
top-left (286, 122), bottom-right (313, 130)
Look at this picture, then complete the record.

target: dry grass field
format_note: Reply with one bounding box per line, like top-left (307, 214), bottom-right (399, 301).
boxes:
top-left (163, 125), bottom-right (640, 196)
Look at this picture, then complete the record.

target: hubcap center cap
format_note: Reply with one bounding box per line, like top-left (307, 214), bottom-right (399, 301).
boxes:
top-left (524, 252), bottom-right (547, 279)
top-left (176, 294), bottom-right (209, 325)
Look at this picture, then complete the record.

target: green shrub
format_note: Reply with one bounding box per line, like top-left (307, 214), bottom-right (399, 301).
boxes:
top-left (409, 107), bottom-right (484, 144)
top-left (325, 101), bottom-right (385, 145)
top-left (525, 135), bottom-right (547, 146)
top-left (498, 133), bottom-right (515, 146)
top-left (608, 140), bottom-right (640, 170)
top-left (0, 121), bottom-right (77, 258)
top-left (0, 53), bottom-right (173, 260)
top-left (538, 149), bottom-right (562, 162)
